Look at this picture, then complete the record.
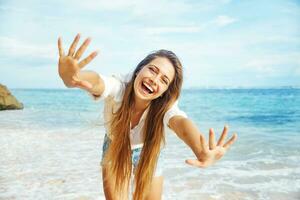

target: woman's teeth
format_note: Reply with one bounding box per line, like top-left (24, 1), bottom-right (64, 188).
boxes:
top-left (142, 82), bottom-right (154, 94)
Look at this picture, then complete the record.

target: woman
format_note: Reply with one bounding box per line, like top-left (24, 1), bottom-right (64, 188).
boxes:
top-left (57, 34), bottom-right (238, 200)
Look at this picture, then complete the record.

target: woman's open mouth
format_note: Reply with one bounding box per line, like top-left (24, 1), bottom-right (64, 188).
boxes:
top-left (140, 81), bottom-right (154, 95)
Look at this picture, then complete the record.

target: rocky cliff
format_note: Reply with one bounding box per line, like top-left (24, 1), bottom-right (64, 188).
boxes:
top-left (0, 84), bottom-right (23, 110)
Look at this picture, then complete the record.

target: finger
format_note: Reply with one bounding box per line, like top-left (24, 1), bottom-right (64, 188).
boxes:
top-left (200, 134), bottom-right (209, 152)
top-left (74, 37), bottom-right (91, 60)
top-left (185, 159), bottom-right (206, 168)
top-left (58, 37), bottom-right (65, 57)
top-left (223, 133), bottom-right (238, 150)
top-left (217, 125), bottom-right (228, 146)
top-left (209, 128), bottom-right (216, 150)
top-left (78, 51), bottom-right (98, 68)
top-left (68, 33), bottom-right (80, 57)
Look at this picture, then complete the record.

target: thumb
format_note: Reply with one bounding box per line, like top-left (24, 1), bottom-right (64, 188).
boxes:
top-left (185, 159), bottom-right (206, 168)
top-left (74, 79), bottom-right (93, 90)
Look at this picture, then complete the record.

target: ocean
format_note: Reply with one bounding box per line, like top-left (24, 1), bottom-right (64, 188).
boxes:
top-left (1, 88), bottom-right (299, 200)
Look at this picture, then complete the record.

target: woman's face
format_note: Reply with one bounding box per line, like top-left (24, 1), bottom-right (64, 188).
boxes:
top-left (133, 57), bottom-right (175, 103)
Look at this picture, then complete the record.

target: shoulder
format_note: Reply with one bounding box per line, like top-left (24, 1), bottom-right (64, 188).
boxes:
top-left (163, 100), bottom-right (187, 127)
top-left (96, 72), bottom-right (132, 102)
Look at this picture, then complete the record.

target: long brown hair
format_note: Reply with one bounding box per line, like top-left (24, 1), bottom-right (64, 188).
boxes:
top-left (103, 49), bottom-right (183, 199)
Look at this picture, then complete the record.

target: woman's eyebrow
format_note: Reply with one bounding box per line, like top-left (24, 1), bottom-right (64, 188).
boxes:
top-left (149, 64), bottom-right (171, 82)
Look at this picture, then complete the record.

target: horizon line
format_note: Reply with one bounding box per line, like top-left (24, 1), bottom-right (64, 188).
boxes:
top-left (6, 86), bottom-right (300, 90)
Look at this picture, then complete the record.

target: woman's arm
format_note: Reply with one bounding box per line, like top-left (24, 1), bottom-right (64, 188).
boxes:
top-left (76, 70), bottom-right (105, 97)
top-left (57, 34), bottom-right (105, 97)
top-left (169, 116), bottom-right (204, 159)
top-left (169, 116), bottom-right (237, 168)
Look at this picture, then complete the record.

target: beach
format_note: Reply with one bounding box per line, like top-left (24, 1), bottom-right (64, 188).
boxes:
top-left (0, 124), bottom-right (105, 200)
top-left (1, 89), bottom-right (299, 200)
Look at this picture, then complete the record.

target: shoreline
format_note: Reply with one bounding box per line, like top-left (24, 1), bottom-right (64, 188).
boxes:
top-left (1, 127), bottom-right (299, 199)
top-left (0, 127), bottom-right (106, 200)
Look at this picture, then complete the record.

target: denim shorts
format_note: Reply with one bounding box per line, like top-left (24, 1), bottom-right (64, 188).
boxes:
top-left (101, 134), bottom-right (164, 177)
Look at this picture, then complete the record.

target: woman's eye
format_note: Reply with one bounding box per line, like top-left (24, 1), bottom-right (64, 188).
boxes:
top-left (162, 79), bottom-right (168, 85)
top-left (149, 67), bottom-right (156, 73)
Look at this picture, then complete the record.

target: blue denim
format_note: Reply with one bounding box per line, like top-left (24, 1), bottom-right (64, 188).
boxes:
top-left (101, 134), bottom-right (164, 176)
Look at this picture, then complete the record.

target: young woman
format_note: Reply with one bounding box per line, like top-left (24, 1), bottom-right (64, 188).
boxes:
top-left (57, 34), bottom-right (238, 200)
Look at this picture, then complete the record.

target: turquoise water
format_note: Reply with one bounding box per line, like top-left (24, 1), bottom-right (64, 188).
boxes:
top-left (1, 88), bottom-right (300, 199)
top-left (6, 88), bottom-right (300, 130)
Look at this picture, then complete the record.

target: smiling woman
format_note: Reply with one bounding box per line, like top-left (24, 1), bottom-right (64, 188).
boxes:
top-left (133, 57), bottom-right (175, 102)
top-left (57, 34), bottom-right (237, 200)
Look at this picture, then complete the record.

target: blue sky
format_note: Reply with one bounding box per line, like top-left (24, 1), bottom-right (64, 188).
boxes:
top-left (0, 0), bottom-right (299, 89)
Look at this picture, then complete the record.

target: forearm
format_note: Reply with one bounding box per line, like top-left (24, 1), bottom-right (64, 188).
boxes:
top-left (77, 70), bottom-right (105, 96)
top-left (170, 117), bottom-right (204, 159)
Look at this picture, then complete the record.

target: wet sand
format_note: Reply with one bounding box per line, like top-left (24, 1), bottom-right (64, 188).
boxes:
top-left (1, 126), bottom-right (299, 200)
top-left (0, 127), bottom-right (105, 200)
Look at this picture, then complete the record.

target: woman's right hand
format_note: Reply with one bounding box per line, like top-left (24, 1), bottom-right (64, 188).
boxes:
top-left (57, 34), bottom-right (98, 90)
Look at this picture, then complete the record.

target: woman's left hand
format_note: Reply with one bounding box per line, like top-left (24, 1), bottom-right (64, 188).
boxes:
top-left (185, 126), bottom-right (238, 168)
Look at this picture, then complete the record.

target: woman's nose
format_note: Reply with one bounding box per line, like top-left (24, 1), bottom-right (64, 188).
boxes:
top-left (149, 75), bottom-right (159, 85)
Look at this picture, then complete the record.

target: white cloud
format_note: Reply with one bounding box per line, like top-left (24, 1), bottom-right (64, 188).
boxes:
top-left (244, 53), bottom-right (300, 76)
top-left (0, 5), bottom-right (28, 13)
top-left (214, 15), bottom-right (237, 27)
top-left (68, 0), bottom-right (231, 21)
top-left (264, 35), bottom-right (299, 43)
top-left (71, 0), bottom-right (190, 15)
top-left (0, 36), bottom-right (56, 60)
top-left (74, 0), bottom-right (135, 11)
top-left (142, 26), bottom-right (203, 35)
top-left (131, 14), bottom-right (238, 36)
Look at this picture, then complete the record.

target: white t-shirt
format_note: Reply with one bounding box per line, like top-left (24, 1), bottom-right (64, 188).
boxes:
top-left (90, 73), bottom-right (187, 149)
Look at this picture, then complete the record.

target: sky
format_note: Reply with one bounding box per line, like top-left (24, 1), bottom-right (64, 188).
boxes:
top-left (0, 0), bottom-right (299, 89)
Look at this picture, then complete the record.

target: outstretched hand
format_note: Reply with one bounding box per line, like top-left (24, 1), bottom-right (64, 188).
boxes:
top-left (57, 34), bottom-right (98, 90)
top-left (185, 126), bottom-right (237, 168)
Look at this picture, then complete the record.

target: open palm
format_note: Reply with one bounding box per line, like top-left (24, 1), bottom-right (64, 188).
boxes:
top-left (58, 34), bottom-right (98, 90)
top-left (186, 126), bottom-right (238, 168)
